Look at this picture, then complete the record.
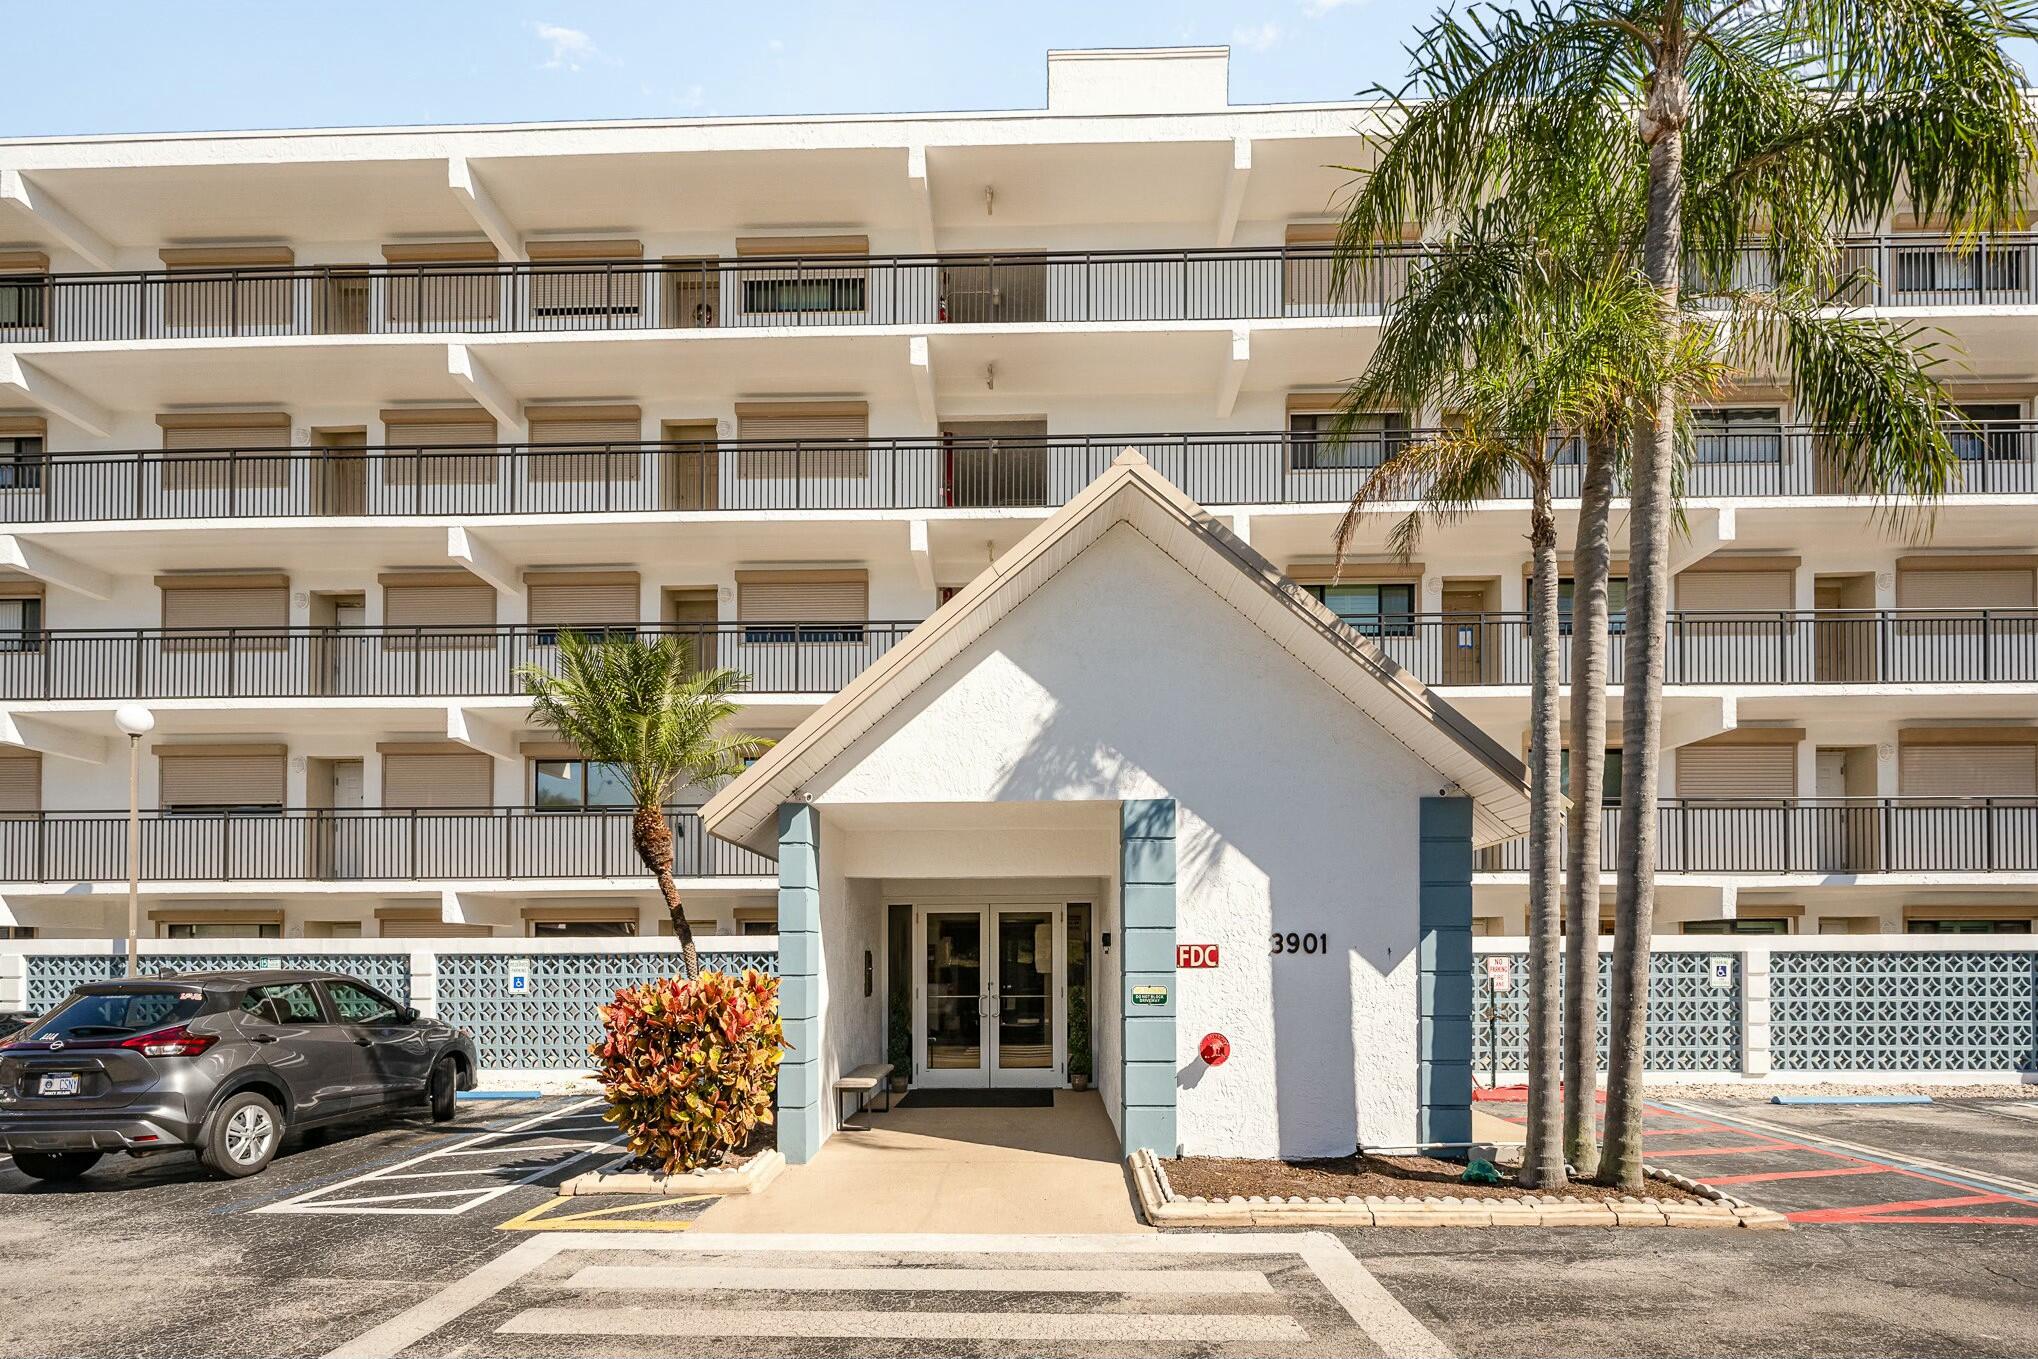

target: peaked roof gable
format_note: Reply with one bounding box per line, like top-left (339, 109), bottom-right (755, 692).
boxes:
top-left (701, 451), bottom-right (1532, 852)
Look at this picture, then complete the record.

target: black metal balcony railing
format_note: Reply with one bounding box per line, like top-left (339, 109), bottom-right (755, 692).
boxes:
top-left (1, 800), bottom-right (2027, 885)
top-left (1373, 609), bottom-right (2038, 688)
top-left (0, 622), bottom-right (915, 702)
top-left (3, 423), bottom-right (2032, 526)
top-left (0, 807), bottom-right (774, 885)
top-left (1, 234), bottom-right (2031, 345)
top-left (4, 611), bottom-right (2028, 701)
top-left (1476, 799), bottom-right (2038, 874)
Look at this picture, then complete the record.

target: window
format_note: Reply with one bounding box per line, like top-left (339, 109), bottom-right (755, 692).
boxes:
top-left (0, 437), bottom-right (44, 490)
top-left (1682, 918), bottom-right (1792, 935)
top-left (739, 918), bottom-right (777, 937)
top-left (0, 275), bottom-right (47, 330)
top-left (743, 277), bottom-right (866, 314)
top-left (1906, 917), bottom-right (2032, 935)
top-left (1560, 747), bottom-right (1624, 804)
top-left (1308, 582), bottom-right (1416, 637)
top-left (531, 918), bottom-right (638, 937)
top-left (1558, 576), bottom-right (1628, 635)
top-left (1289, 411), bottom-right (1406, 470)
top-left (1948, 403), bottom-right (2023, 462)
top-left (324, 980), bottom-right (401, 1025)
top-left (241, 982), bottom-right (324, 1024)
top-left (30, 988), bottom-right (206, 1040)
top-left (0, 597), bottom-right (42, 654)
top-left (1693, 408), bottom-right (1784, 464)
top-left (534, 759), bottom-right (635, 811)
top-left (165, 922), bottom-right (281, 939)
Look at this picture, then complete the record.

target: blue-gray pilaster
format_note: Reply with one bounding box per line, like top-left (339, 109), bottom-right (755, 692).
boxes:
top-left (775, 802), bottom-right (824, 1164)
top-left (1417, 796), bottom-right (1475, 1146)
top-left (1120, 798), bottom-right (1178, 1158)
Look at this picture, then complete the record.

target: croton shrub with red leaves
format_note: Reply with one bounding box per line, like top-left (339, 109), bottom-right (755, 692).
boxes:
top-left (590, 968), bottom-right (784, 1173)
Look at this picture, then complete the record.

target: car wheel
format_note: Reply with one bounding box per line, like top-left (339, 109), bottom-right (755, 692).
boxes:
top-left (200, 1091), bottom-right (283, 1178)
top-left (11, 1150), bottom-right (102, 1182)
top-left (428, 1058), bottom-right (459, 1123)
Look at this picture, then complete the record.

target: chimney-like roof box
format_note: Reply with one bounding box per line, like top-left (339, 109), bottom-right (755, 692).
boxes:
top-left (1045, 46), bottom-right (1230, 115)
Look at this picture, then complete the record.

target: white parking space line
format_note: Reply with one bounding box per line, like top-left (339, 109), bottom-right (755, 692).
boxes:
top-left (326, 1231), bottom-right (1454, 1359)
top-left (566, 1264), bottom-right (1280, 1294)
top-left (502, 1306), bottom-right (1310, 1344)
top-left (258, 1098), bottom-right (620, 1218)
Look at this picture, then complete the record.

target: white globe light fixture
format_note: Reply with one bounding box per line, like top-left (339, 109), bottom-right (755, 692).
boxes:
top-left (114, 705), bottom-right (154, 976)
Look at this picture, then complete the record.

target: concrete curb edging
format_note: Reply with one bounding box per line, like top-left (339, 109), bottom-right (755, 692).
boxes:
top-left (1128, 1150), bottom-right (1790, 1229)
top-left (558, 1148), bottom-right (787, 1198)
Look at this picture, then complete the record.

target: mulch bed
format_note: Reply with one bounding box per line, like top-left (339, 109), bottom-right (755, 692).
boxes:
top-left (1163, 1152), bottom-right (1714, 1204)
top-left (615, 1120), bottom-right (777, 1175)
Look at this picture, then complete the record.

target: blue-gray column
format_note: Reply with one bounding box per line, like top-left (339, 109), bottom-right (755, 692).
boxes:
top-left (1417, 796), bottom-right (1475, 1146)
top-left (1120, 798), bottom-right (1178, 1158)
top-left (775, 802), bottom-right (824, 1164)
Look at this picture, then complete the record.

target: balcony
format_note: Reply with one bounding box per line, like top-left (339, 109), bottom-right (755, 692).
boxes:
top-left (0, 622), bottom-right (915, 701)
top-left (1381, 609), bottom-right (2038, 687)
top-left (0, 807), bottom-right (772, 885)
top-left (2, 233), bottom-right (2033, 345)
top-left (5, 423), bottom-right (2032, 527)
top-left (1477, 799), bottom-right (2038, 874)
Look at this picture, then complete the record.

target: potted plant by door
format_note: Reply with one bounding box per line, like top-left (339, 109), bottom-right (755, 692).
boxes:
top-left (1068, 984), bottom-right (1092, 1092)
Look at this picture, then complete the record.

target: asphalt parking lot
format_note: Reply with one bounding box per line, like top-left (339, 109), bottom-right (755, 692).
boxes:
top-left (1, 1093), bottom-right (2034, 1358)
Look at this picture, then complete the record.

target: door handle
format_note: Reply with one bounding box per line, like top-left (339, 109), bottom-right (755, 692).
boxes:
top-left (250, 1033), bottom-right (277, 1045)
top-left (353, 1037), bottom-right (373, 1047)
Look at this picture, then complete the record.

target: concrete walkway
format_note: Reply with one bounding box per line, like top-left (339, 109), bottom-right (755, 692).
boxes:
top-left (699, 1090), bottom-right (1147, 1234)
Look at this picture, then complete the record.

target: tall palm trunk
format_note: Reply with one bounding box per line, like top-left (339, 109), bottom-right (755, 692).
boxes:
top-left (1563, 437), bottom-right (1617, 1179)
top-left (1520, 472), bottom-right (1567, 1189)
top-left (632, 805), bottom-right (700, 980)
top-left (1606, 34), bottom-right (1689, 1190)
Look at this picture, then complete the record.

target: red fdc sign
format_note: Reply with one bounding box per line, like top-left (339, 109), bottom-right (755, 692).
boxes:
top-left (1177, 944), bottom-right (1220, 969)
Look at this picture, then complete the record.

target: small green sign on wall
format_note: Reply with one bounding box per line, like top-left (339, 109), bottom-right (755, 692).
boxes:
top-left (1131, 984), bottom-right (1169, 1007)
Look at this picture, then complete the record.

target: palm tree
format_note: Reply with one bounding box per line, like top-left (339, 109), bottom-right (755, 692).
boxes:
top-left (1331, 207), bottom-right (1704, 1187)
top-left (1337, 0), bottom-right (2029, 1186)
top-left (518, 631), bottom-right (768, 979)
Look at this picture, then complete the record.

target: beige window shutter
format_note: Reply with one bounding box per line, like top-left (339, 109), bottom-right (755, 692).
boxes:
top-left (1896, 567), bottom-right (2036, 609)
top-left (1900, 743), bottom-right (2037, 796)
top-left (733, 235), bottom-right (870, 257)
top-left (526, 572), bottom-right (641, 627)
top-left (0, 754), bottom-right (40, 813)
top-left (734, 402), bottom-right (869, 480)
top-left (158, 748), bottom-right (286, 807)
top-left (160, 247), bottom-right (296, 269)
top-left (380, 409), bottom-right (499, 485)
top-left (381, 573), bottom-right (497, 629)
top-left (0, 415), bottom-right (48, 438)
top-left (526, 405), bottom-right (644, 483)
top-left (158, 248), bottom-right (296, 331)
top-left (381, 242), bottom-right (500, 324)
top-left (379, 916), bottom-right (493, 939)
top-left (380, 751), bottom-right (494, 809)
top-left (1677, 743), bottom-right (1797, 798)
top-left (158, 575), bottom-right (289, 651)
top-left (525, 241), bottom-right (646, 317)
top-left (158, 412), bottom-right (293, 490)
top-left (736, 570), bottom-right (868, 622)
top-left (1676, 569), bottom-right (1793, 611)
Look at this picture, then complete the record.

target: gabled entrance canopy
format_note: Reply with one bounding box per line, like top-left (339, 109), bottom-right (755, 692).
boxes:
top-left (703, 451), bottom-right (1531, 850)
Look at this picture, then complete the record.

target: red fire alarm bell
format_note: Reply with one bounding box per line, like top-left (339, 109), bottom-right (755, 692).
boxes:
top-left (1199, 1032), bottom-right (1231, 1066)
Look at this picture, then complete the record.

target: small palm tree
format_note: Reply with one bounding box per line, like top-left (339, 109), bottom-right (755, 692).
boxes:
top-left (518, 631), bottom-right (768, 979)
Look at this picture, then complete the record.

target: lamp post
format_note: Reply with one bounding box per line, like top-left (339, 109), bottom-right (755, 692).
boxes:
top-left (113, 705), bottom-right (154, 977)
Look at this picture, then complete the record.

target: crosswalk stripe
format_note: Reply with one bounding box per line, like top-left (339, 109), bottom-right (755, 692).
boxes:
top-left (565, 1264), bottom-right (1277, 1295)
top-left (499, 1306), bottom-right (1309, 1344)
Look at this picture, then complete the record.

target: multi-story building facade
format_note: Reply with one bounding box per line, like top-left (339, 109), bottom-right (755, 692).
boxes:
top-left (0, 45), bottom-right (2031, 947)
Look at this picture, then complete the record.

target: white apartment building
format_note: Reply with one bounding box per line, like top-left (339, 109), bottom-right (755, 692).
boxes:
top-left (0, 44), bottom-right (2033, 952)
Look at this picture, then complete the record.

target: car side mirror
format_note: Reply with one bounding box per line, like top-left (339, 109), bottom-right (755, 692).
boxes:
top-left (397, 1006), bottom-right (420, 1025)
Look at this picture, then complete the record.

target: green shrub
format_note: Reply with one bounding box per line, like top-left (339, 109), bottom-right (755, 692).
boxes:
top-left (590, 968), bottom-right (783, 1173)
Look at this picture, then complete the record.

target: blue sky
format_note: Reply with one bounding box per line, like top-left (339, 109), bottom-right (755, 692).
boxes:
top-left (5, 1), bottom-right (1438, 137)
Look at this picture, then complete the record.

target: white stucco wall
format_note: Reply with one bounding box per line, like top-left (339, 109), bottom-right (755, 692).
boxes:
top-left (807, 522), bottom-right (1447, 1156)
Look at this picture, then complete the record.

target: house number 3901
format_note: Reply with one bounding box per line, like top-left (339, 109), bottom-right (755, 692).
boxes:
top-left (1271, 931), bottom-right (1327, 955)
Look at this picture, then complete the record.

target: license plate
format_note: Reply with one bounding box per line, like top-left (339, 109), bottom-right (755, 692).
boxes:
top-left (36, 1074), bottom-right (80, 1097)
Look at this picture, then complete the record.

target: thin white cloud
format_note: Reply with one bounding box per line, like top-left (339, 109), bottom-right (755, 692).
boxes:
top-left (1232, 21), bottom-right (1283, 52)
top-left (532, 22), bottom-right (600, 71)
top-left (1302, 0), bottom-right (1368, 15)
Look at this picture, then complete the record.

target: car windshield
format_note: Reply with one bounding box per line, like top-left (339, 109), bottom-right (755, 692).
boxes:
top-left (21, 989), bottom-right (207, 1041)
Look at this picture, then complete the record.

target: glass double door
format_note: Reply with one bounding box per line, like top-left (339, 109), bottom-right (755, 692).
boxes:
top-left (913, 905), bottom-right (1063, 1089)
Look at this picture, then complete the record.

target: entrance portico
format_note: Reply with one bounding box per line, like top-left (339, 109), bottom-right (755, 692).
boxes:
top-left (703, 453), bottom-right (1531, 1167)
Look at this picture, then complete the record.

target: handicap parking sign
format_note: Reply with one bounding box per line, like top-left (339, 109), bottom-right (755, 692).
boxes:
top-left (1707, 956), bottom-right (1733, 990)
top-left (507, 958), bottom-right (532, 997)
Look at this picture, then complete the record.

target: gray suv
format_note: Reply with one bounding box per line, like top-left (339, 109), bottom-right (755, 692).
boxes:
top-left (0, 970), bottom-right (479, 1181)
